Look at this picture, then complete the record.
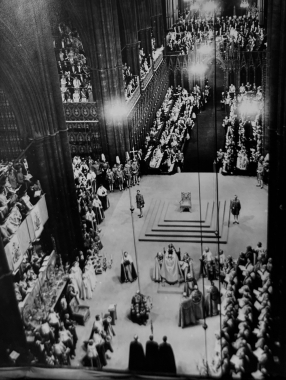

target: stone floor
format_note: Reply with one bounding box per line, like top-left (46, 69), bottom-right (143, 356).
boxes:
top-left (71, 173), bottom-right (268, 376)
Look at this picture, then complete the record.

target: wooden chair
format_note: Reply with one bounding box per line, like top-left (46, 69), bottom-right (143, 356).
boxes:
top-left (180, 192), bottom-right (192, 212)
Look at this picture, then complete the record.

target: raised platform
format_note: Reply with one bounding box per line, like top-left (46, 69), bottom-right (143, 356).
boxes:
top-left (139, 198), bottom-right (230, 243)
top-left (157, 281), bottom-right (184, 294)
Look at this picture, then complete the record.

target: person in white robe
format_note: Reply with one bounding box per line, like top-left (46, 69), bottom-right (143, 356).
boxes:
top-left (82, 268), bottom-right (92, 300)
top-left (71, 262), bottom-right (83, 299)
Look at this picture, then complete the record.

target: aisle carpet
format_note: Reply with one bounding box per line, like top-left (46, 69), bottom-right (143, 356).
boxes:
top-left (183, 63), bottom-right (226, 172)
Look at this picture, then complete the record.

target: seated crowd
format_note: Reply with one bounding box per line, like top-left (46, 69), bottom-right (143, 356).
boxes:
top-left (217, 83), bottom-right (266, 178)
top-left (0, 158), bottom-right (42, 245)
top-left (212, 243), bottom-right (280, 378)
top-left (122, 63), bottom-right (139, 101)
top-left (166, 10), bottom-right (266, 55)
top-left (55, 22), bottom-right (94, 103)
top-left (142, 82), bottom-right (209, 173)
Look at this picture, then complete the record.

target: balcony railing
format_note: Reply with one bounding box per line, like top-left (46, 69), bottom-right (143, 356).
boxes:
top-left (141, 67), bottom-right (153, 90)
top-left (126, 84), bottom-right (141, 113)
top-left (154, 50), bottom-right (164, 71)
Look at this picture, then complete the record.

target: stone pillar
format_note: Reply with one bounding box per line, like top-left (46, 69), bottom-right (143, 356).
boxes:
top-left (119, 0), bottom-right (140, 76)
top-left (83, 0), bottom-right (130, 162)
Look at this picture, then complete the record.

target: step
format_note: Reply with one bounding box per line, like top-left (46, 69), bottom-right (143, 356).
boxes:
top-left (139, 199), bottom-right (230, 244)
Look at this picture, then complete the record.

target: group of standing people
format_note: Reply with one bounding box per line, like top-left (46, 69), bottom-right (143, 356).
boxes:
top-left (129, 335), bottom-right (176, 374)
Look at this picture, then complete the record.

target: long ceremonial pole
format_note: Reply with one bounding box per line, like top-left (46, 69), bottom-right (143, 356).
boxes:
top-left (128, 186), bottom-right (141, 292)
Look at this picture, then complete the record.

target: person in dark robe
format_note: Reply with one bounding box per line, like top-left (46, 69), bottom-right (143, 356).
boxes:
top-left (120, 251), bottom-right (138, 283)
top-left (136, 189), bottom-right (145, 218)
top-left (190, 286), bottom-right (204, 321)
top-left (158, 336), bottom-right (176, 374)
top-left (128, 335), bottom-right (145, 372)
top-left (145, 335), bottom-right (159, 372)
top-left (183, 273), bottom-right (197, 296)
top-left (205, 281), bottom-right (221, 317)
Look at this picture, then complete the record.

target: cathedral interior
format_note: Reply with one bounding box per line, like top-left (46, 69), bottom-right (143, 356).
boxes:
top-left (0, 0), bottom-right (286, 379)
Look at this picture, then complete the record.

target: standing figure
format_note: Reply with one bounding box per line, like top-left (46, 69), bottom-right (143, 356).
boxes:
top-left (120, 251), bottom-right (138, 283)
top-left (256, 156), bottom-right (264, 189)
top-left (85, 340), bottom-right (101, 368)
top-left (136, 190), bottom-right (145, 218)
top-left (116, 167), bottom-right (124, 191)
top-left (105, 168), bottom-right (115, 192)
top-left (124, 163), bottom-right (132, 188)
top-left (154, 252), bottom-right (164, 282)
top-left (158, 336), bottom-right (176, 374)
top-left (82, 267), bottom-right (92, 300)
top-left (145, 335), bottom-right (159, 372)
top-left (131, 159), bottom-right (139, 186)
top-left (180, 252), bottom-right (194, 281)
top-left (230, 194), bottom-right (241, 224)
top-left (97, 184), bottom-right (109, 211)
top-left (205, 281), bottom-right (221, 317)
top-left (128, 335), bottom-right (145, 372)
top-left (183, 273), bottom-right (197, 296)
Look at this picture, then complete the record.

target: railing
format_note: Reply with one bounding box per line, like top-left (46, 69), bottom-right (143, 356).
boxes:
top-left (141, 67), bottom-right (153, 90)
top-left (126, 84), bottom-right (141, 114)
top-left (63, 102), bottom-right (98, 121)
top-left (154, 51), bottom-right (164, 71)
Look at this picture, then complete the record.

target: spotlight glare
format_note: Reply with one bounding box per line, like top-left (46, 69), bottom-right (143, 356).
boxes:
top-left (203, 1), bottom-right (216, 13)
top-left (198, 44), bottom-right (213, 55)
top-left (191, 62), bottom-right (207, 75)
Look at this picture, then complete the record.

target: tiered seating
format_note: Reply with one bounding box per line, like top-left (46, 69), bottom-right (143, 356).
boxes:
top-left (54, 23), bottom-right (94, 103)
top-left (0, 159), bottom-right (42, 245)
top-left (142, 84), bottom-right (205, 174)
top-left (217, 83), bottom-right (264, 176)
top-left (166, 9), bottom-right (266, 55)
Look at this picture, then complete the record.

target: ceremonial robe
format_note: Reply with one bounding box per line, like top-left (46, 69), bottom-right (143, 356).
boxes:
top-left (145, 339), bottom-right (159, 372)
top-left (158, 341), bottom-right (176, 374)
top-left (160, 253), bottom-right (183, 284)
top-left (205, 285), bottom-right (221, 316)
top-left (121, 254), bottom-right (137, 283)
top-left (178, 296), bottom-right (196, 327)
top-left (128, 340), bottom-right (145, 371)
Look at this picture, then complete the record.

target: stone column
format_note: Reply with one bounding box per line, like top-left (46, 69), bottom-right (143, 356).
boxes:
top-left (81, 0), bottom-right (130, 162)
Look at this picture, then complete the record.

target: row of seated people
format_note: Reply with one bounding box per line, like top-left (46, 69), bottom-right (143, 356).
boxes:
top-left (54, 22), bottom-right (94, 103)
top-left (122, 63), bottom-right (139, 100)
top-left (167, 12), bottom-right (266, 55)
top-left (218, 83), bottom-right (264, 175)
top-left (212, 245), bottom-right (280, 378)
top-left (0, 159), bottom-right (42, 246)
top-left (142, 84), bottom-right (204, 173)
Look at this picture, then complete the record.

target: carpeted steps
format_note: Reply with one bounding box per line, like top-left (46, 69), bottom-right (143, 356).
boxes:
top-left (139, 198), bottom-right (230, 243)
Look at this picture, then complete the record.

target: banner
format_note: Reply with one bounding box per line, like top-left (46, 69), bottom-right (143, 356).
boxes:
top-left (30, 203), bottom-right (43, 239)
top-left (5, 234), bottom-right (22, 272)
top-left (38, 194), bottom-right (48, 225)
top-left (16, 219), bottom-right (30, 257)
